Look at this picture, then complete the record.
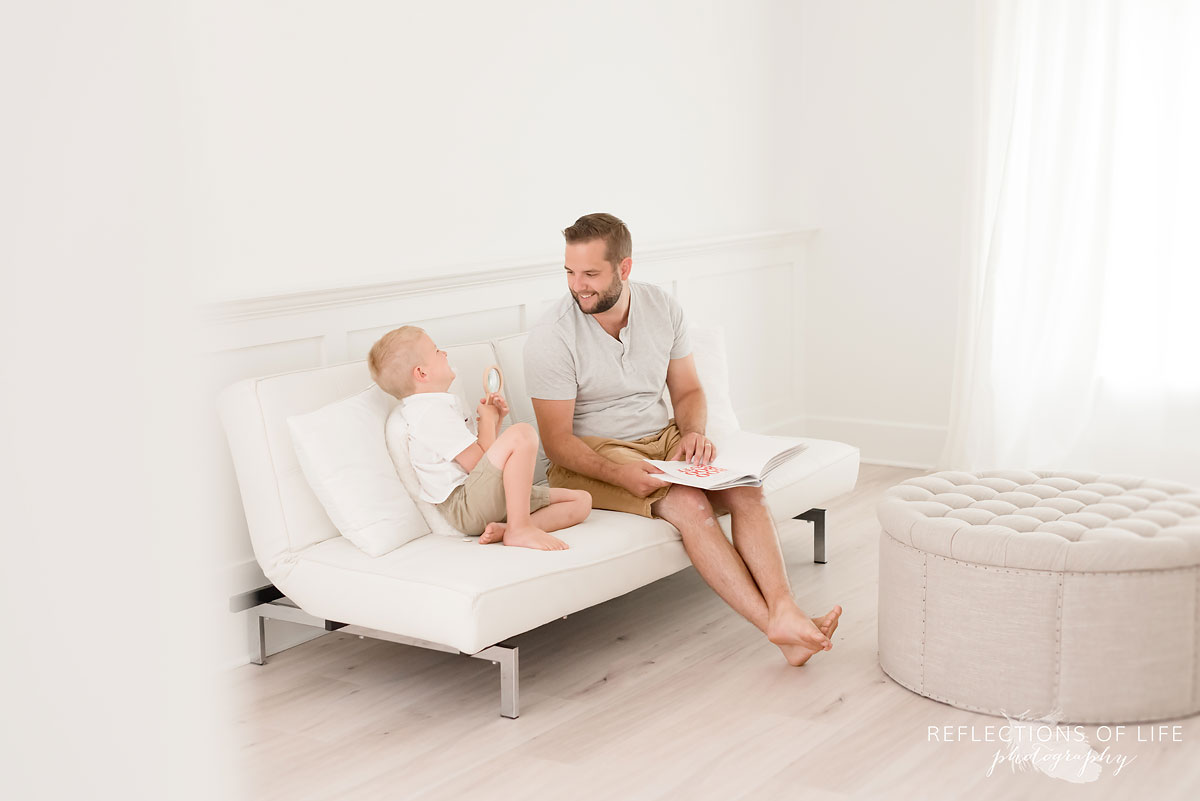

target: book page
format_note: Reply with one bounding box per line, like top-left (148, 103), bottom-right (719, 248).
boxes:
top-left (645, 460), bottom-right (758, 490)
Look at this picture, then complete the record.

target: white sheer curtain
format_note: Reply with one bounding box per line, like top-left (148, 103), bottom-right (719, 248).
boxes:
top-left (941, 0), bottom-right (1200, 485)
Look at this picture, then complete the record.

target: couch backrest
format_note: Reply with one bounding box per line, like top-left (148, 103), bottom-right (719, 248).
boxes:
top-left (218, 360), bottom-right (383, 577)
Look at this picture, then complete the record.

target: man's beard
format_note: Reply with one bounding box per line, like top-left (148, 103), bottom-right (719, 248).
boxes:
top-left (573, 272), bottom-right (623, 315)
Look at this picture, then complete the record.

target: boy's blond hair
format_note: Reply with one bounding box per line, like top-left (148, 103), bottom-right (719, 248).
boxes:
top-left (368, 325), bottom-right (426, 398)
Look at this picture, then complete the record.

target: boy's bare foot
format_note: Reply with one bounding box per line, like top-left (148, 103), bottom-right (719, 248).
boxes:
top-left (766, 602), bottom-right (835, 652)
top-left (503, 524), bottom-right (569, 551)
top-left (479, 522), bottom-right (506, 545)
top-left (775, 606), bottom-right (842, 666)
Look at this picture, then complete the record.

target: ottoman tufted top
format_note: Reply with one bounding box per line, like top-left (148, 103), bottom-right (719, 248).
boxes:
top-left (878, 470), bottom-right (1200, 571)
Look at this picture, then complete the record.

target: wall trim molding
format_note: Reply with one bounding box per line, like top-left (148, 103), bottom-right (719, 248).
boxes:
top-left (202, 228), bottom-right (816, 324)
top-left (804, 414), bottom-right (948, 434)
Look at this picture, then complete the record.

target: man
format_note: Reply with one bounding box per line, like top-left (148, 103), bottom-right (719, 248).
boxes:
top-left (524, 212), bottom-right (841, 666)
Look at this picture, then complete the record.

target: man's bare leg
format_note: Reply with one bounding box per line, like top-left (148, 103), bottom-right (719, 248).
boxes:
top-left (484, 424), bottom-right (567, 550)
top-left (710, 486), bottom-right (841, 659)
top-left (652, 486), bottom-right (834, 659)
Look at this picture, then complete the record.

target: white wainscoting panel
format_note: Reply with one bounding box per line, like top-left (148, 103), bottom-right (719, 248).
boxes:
top-left (676, 262), bottom-right (799, 432)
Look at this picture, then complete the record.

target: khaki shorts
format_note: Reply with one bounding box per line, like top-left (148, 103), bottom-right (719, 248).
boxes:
top-left (547, 421), bottom-right (683, 518)
top-left (437, 456), bottom-right (552, 536)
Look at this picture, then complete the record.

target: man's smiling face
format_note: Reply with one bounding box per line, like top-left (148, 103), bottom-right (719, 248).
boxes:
top-left (564, 238), bottom-right (624, 315)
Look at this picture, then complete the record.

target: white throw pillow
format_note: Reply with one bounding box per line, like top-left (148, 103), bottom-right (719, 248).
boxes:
top-left (287, 385), bottom-right (429, 556)
top-left (384, 405), bottom-right (467, 538)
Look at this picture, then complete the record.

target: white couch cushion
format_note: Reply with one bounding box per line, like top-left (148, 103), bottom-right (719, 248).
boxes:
top-left (287, 385), bottom-right (429, 557)
top-left (281, 509), bottom-right (693, 654)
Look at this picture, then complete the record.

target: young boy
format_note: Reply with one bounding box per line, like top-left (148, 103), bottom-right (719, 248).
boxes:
top-left (368, 325), bottom-right (591, 550)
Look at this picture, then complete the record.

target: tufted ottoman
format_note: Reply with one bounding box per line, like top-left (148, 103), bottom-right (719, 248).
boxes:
top-left (876, 470), bottom-right (1200, 723)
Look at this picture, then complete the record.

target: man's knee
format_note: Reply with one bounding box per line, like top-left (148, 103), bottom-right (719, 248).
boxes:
top-left (653, 485), bottom-right (713, 525)
top-left (713, 485), bottom-right (766, 513)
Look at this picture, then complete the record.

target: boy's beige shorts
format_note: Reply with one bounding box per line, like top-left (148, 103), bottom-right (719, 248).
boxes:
top-left (437, 457), bottom-right (552, 536)
top-left (547, 421), bottom-right (683, 519)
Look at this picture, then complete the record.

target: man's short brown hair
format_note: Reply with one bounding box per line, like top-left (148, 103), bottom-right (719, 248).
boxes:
top-left (562, 213), bottom-right (632, 267)
top-left (367, 325), bottom-right (425, 399)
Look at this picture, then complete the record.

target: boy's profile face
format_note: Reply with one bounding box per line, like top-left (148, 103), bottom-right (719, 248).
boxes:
top-left (414, 333), bottom-right (455, 390)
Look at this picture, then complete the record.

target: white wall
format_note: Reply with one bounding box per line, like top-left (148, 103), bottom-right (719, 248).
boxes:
top-left (791, 0), bottom-right (977, 466)
top-left (186, 0), bottom-right (979, 468)
top-left (185, 0), bottom-right (802, 301)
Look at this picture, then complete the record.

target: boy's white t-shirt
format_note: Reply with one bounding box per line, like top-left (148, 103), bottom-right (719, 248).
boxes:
top-left (401, 392), bottom-right (477, 504)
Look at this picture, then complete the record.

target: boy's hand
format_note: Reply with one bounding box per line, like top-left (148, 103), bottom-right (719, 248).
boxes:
top-left (476, 399), bottom-right (499, 430)
top-left (487, 393), bottom-right (509, 420)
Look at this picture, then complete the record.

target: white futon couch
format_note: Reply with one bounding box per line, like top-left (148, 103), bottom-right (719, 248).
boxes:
top-left (219, 328), bottom-right (859, 717)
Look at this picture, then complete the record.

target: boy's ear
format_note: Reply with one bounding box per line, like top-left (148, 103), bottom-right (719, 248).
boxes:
top-left (413, 364), bottom-right (426, 383)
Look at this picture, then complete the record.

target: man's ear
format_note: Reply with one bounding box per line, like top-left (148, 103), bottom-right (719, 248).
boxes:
top-left (618, 257), bottom-right (633, 281)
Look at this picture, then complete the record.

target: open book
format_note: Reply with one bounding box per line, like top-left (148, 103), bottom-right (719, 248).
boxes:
top-left (646, 431), bottom-right (808, 490)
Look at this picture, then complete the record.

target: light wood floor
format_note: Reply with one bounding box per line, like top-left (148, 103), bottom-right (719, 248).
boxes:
top-left (226, 465), bottom-right (1200, 800)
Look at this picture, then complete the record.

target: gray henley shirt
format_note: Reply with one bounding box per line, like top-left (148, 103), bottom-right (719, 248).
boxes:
top-left (523, 280), bottom-right (691, 441)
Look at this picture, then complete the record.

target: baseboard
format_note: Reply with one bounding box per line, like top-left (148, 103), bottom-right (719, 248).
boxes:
top-left (859, 458), bottom-right (937, 471)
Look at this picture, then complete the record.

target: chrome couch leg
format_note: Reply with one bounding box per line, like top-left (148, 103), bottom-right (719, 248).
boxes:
top-left (794, 508), bottom-right (827, 564)
top-left (471, 643), bottom-right (520, 718)
top-left (251, 615), bottom-right (267, 665)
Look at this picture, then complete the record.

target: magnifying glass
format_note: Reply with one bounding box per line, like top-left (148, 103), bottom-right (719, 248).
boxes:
top-left (482, 365), bottom-right (504, 397)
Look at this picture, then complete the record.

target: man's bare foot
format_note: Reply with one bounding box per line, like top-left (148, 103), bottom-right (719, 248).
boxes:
top-left (766, 602), bottom-right (833, 652)
top-left (778, 642), bottom-right (821, 666)
top-left (776, 605), bottom-right (842, 666)
top-left (479, 522), bottom-right (506, 545)
top-left (503, 524), bottom-right (569, 551)
top-left (814, 605), bottom-right (842, 640)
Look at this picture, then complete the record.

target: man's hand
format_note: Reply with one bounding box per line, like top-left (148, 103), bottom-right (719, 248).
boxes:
top-left (619, 461), bottom-right (669, 498)
top-left (670, 431), bottom-right (716, 466)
